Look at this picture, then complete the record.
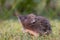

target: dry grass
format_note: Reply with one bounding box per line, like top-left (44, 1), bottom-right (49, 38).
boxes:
top-left (0, 19), bottom-right (60, 40)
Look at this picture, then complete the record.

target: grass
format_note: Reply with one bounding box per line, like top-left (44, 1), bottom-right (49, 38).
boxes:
top-left (0, 0), bottom-right (60, 40)
top-left (0, 18), bottom-right (60, 40)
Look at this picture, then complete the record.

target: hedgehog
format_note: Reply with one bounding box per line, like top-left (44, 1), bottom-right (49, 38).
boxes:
top-left (14, 12), bottom-right (52, 37)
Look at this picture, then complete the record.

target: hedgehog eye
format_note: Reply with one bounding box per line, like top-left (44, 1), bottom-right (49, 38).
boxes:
top-left (25, 16), bottom-right (27, 19)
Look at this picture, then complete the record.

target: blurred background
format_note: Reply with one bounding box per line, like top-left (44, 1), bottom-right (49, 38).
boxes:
top-left (0, 0), bottom-right (60, 40)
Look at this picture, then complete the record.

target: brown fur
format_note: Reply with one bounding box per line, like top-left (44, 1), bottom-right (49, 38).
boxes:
top-left (15, 13), bottom-right (52, 37)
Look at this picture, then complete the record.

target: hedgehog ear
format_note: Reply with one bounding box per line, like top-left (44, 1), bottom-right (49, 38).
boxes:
top-left (31, 19), bottom-right (36, 23)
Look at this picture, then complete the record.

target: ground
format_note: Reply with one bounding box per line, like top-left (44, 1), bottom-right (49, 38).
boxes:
top-left (0, 19), bottom-right (60, 40)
